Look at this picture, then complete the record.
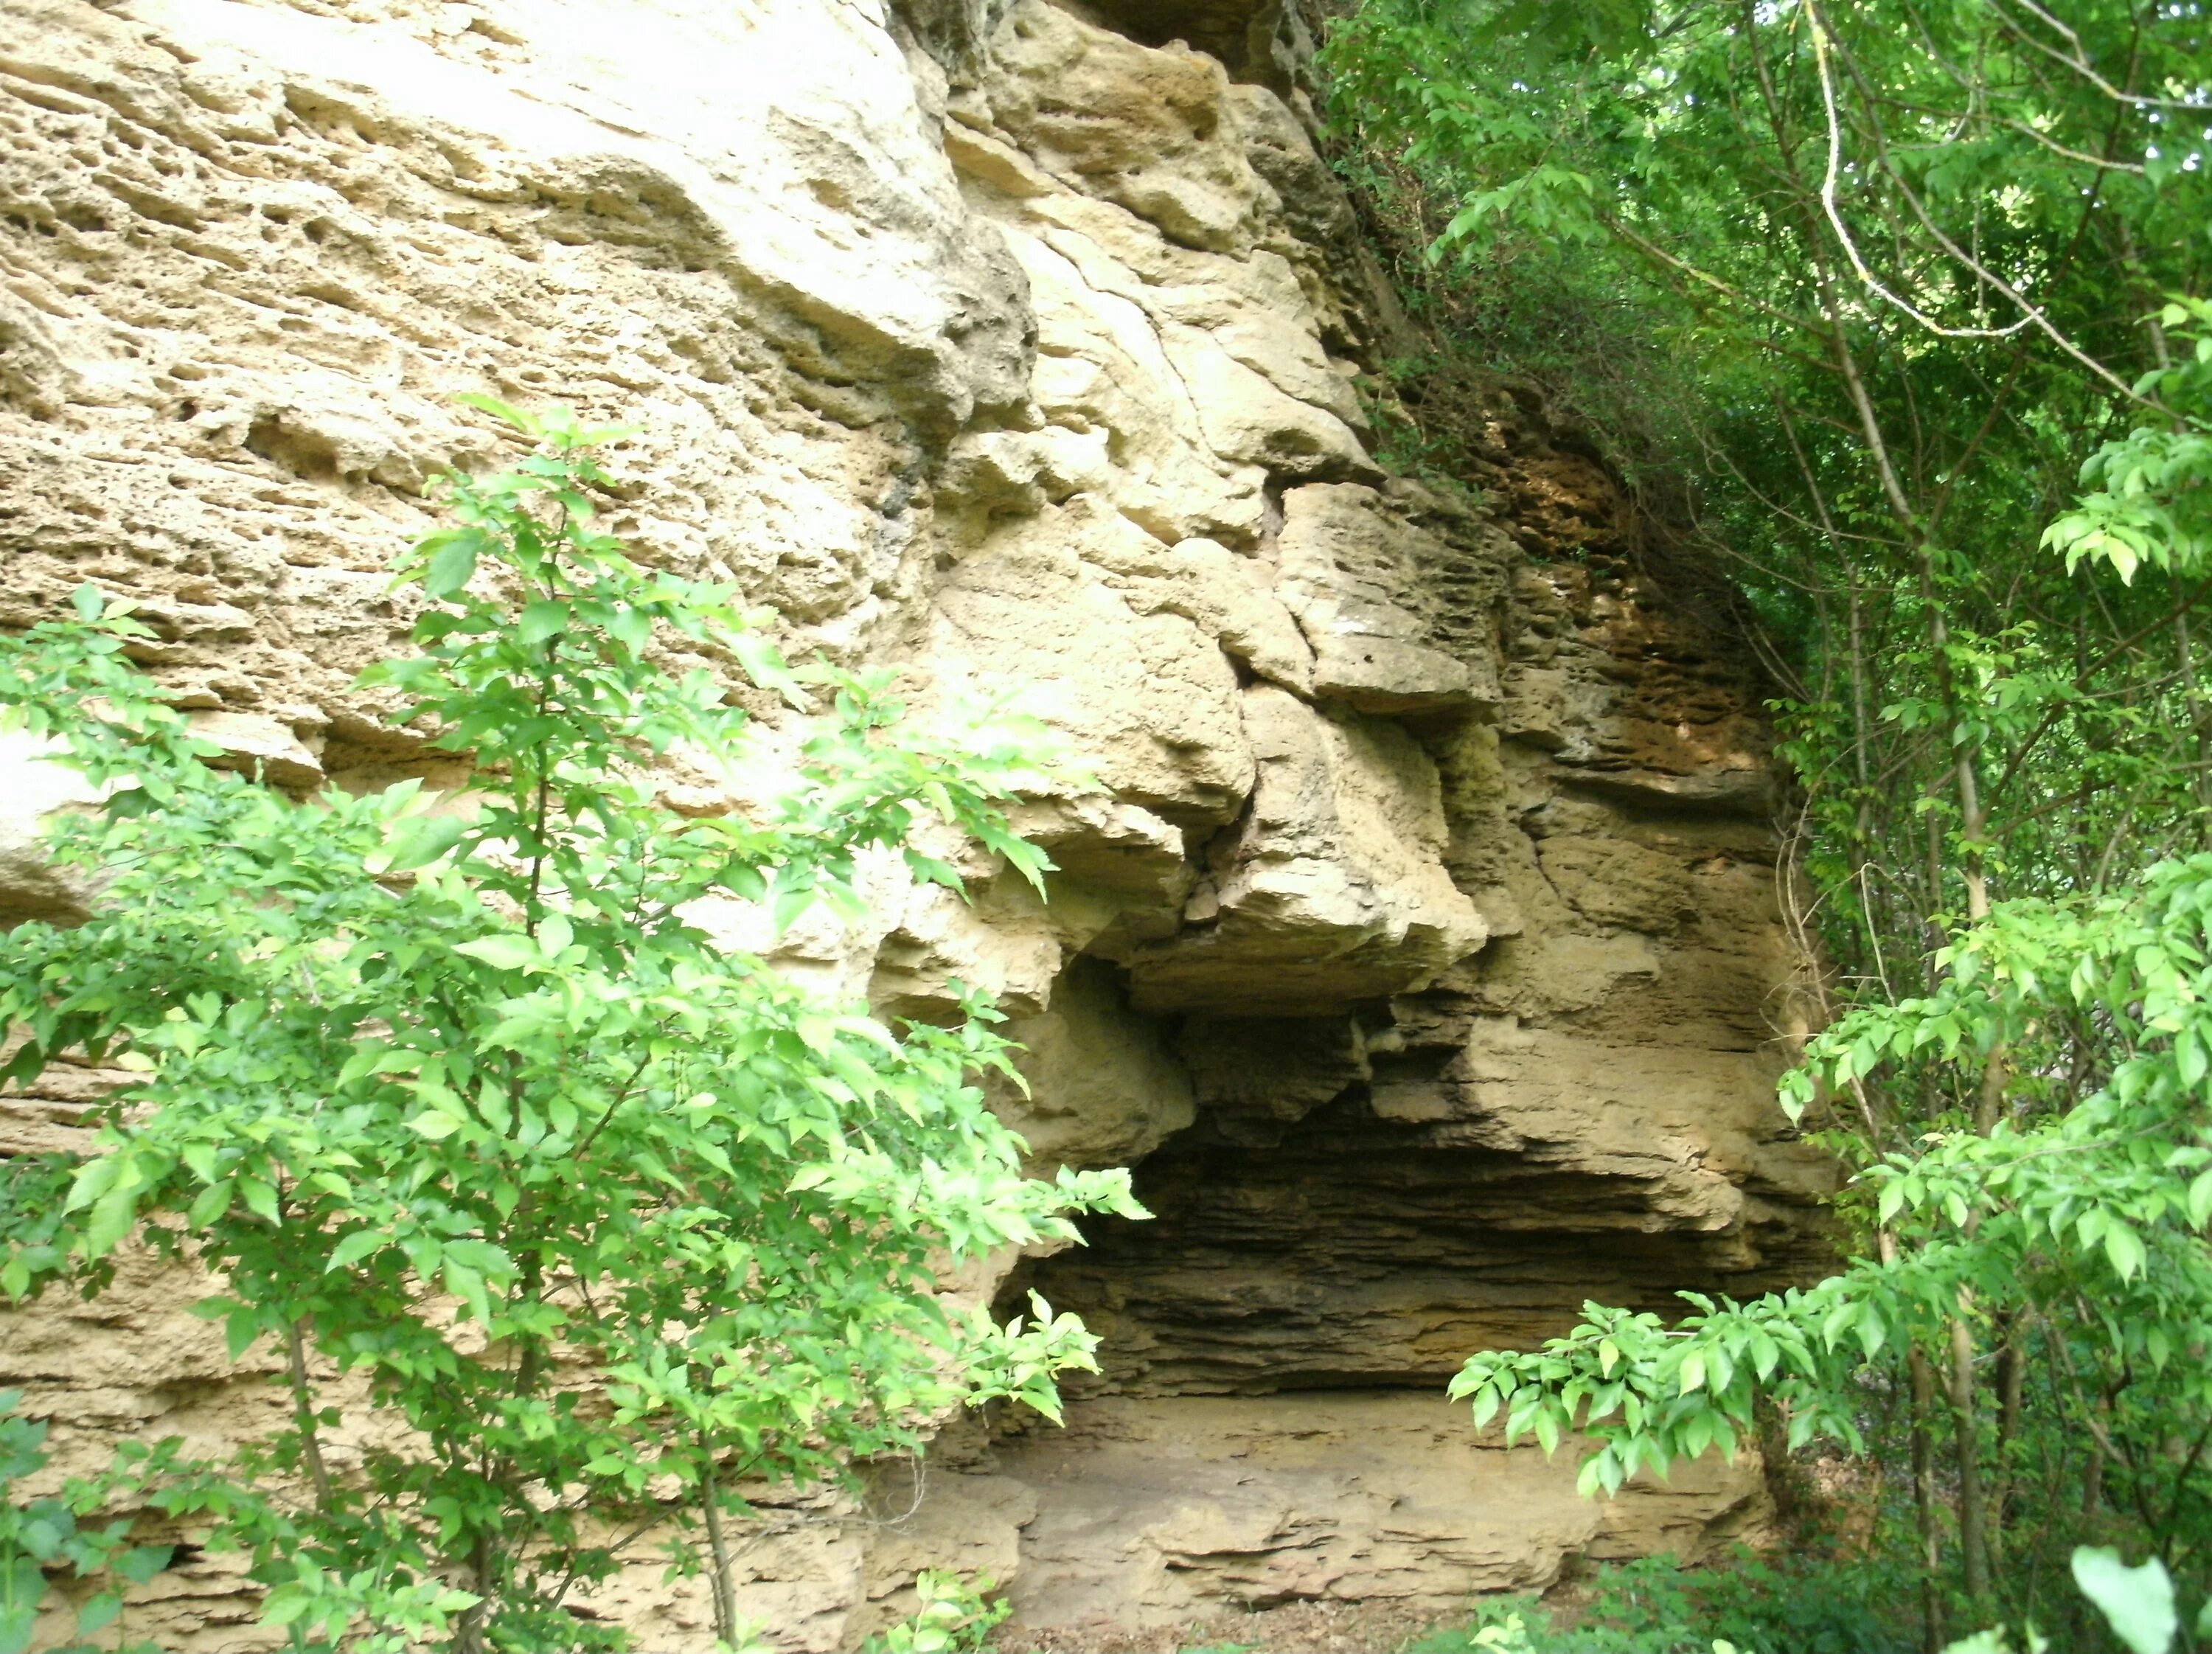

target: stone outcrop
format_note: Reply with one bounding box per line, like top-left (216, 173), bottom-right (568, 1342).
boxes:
top-left (0, 0), bottom-right (1833, 1647)
top-left (994, 1394), bottom-right (1772, 1641)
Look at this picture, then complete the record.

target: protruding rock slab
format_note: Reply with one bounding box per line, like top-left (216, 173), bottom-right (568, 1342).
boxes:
top-left (1121, 687), bottom-right (1488, 1015)
top-left (1276, 483), bottom-right (1492, 717)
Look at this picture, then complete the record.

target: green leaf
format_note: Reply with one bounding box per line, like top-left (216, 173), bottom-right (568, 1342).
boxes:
top-left (453, 934), bottom-right (543, 971)
top-left (238, 1176), bottom-right (280, 1225)
top-left (608, 605), bottom-right (653, 654)
top-left (731, 628), bottom-right (804, 701)
top-left (63, 1153), bottom-right (122, 1216)
top-left (424, 533), bottom-right (479, 599)
top-left (327, 1229), bottom-right (386, 1272)
top-left (517, 600), bottom-right (571, 644)
top-left (114, 1546), bottom-right (170, 1587)
top-left (85, 1186), bottom-right (139, 1257)
top-left (75, 1592), bottom-right (122, 1636)
top-left (2104, 1220), bottom-right (2147, 1282)
top-left (187, 1180), bottom-right (234, 1226)
top-left (378, 813), bottom-right (469, 874)
top-left (261, 1590), bottom-right (316, 1629)
top-left (225, 1308), bottom-right (262, 1362)
top-left (2072, 1548), bottom-right (2178, 1654)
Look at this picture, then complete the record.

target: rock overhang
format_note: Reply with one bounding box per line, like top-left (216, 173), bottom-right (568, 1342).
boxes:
top-left (0, 0), bottom-right (1832, 1644)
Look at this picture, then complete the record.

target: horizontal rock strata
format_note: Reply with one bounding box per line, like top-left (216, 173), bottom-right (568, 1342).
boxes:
top-left (993, 1393), bottom-right (1774, 1633)
top-left (0, 0), bottom-right (1832, 1646)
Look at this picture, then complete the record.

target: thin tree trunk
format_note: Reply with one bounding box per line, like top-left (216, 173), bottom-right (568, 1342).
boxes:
top-left (1881, 1227), bottom-right (1947, 1654)
top-left (2082, 1447), bottom-right (2107, 1519)
top-left (1989, 1320), bottom-right (2026, 1563)
top-left (1910, 1346), bottom-right (1947, 1654)
top-left (701, 1448), bottom-right (740, 1650)
top-left (2176, 607), bottom-right (2212, 834)
top-left (456, 1534), bottom-right (495, 1654)
top-left (1949, 1310), bottom-right (1994, 1608)
top-left (285, 1321), bottom-right (336, 1515)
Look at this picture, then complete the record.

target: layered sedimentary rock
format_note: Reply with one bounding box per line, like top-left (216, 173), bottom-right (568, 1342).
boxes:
top-left (0, 0), bottom-right (1832, 1646)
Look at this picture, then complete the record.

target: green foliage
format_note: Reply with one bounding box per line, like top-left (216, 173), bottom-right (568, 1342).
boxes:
top-left (1392, 1549), bottom-right (2191, 1654)
top-left (1329, 0), bottom-right (2212, 1637)
top-left (2047, 301), bottom-right (2212, 584)
top-left (0, 1391), bottom-right (174, 1654)
top-left (0, 400), bottom-right (1138, 1652)
top-left (1944, 1546), bottom-right (2212, 1654)
top-left (1402, 1554), bottom-right (1918, 1654)
top-left (1155, 1549), bottom-right (2207, 1653)
top-left (860, 1572), bottom-right (1009, 1654)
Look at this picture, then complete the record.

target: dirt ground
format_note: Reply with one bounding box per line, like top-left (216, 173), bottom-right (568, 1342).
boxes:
top-left (999, 1595), bottom-right (1471, 1654)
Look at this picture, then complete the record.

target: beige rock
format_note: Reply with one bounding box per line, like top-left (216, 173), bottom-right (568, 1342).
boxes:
top-left (0, 0), bottom-right (1832, 1644)
top-left (872, 874), bottom-right (1066, 1019)
top-left (189, 708), bottom-right (327, 790)
top-left (916, 501), bottom-right (1255, 831)
top-left (1277, 484), bottom-right (1488, 715)
top-left (1121, 687), bottom-right (1486, 1014)
top-left (1158, 321), bottom-right (1371, 479)
top-left (0, 730), bottom-right (102, 925)
top-left (1083, 532), bottom-right (1316, 695)
top-left (1012, 793), bottom-right (1192, 908)
top-left (986, 218), bottom-right (1279, 544)
top-left (995, 1394), bottom-right (1772, 1636)
top-left (1147, 249), bottom-right (1364, 429)
top-left (996, 957), bottom-right (1196, 1172)
top-left (984, 0), bottom-right (1263, 257)
top-left (1500, 661), bottom-right (1615, 756)
top-left (859, 1466), bottom-right (1037, 1634)
top-left (1534, 833), bottom-right (1697, 933)
top-left (2, 0), bottom-right (1031, 705)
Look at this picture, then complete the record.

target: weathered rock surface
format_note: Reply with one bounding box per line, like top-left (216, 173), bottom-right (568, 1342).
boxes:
top-left (994, 1394), bottom-right (1773, 1633)
top-left (0, 0), bottom-right (1831, 1647)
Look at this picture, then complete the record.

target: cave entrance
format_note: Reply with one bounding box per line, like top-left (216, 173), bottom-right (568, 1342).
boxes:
top-left (978, 970), bottom-right (1801, 1638)
top-left (995, 970), bottom-right (1819, 1403)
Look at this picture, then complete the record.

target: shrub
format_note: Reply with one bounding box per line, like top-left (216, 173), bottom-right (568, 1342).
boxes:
top-left (0, 400), bottom-right (1138, 1653)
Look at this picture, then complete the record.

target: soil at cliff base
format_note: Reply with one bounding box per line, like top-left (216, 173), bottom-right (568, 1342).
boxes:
top-left (1003, 1595), bottom-right (1458, 1653)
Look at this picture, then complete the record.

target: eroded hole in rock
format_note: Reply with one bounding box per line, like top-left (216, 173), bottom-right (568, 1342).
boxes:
top-left (981, 965), bottom-right (1832, 1636)
top-left (1047, 0), bottom-right (1302, 87)
top-left (978, 703), bottom-right (1840, 1639)
top-left (997, 950), bottom-right (1833, 1394)
top-left (1018, 1052), bottom-right (1823, 1398)
top-left (243, 413), bottom-right (342, 482)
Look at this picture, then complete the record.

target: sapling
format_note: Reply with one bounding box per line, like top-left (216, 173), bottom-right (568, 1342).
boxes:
top-left (0, 399), bottom-right (1137, 1653)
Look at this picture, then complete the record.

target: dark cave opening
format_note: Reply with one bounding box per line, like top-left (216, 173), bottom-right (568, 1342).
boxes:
top-left (1001, 1039), bottom-right (1831, 1402)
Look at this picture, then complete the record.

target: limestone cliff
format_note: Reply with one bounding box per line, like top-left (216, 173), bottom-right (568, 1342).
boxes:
top-left (0, 0), bottom-right (1834, 1647)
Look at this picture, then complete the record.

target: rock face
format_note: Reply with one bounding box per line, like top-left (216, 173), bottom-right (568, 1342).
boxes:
top-left (0, 0), bottom-right (1833, 1647)
top-left (994, 1394), bottom-right (1774, 1639)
